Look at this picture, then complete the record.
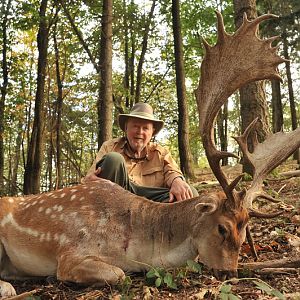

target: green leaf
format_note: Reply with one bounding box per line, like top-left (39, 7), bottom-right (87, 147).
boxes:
top-left (187, 260), bottom-right (203, 273)
top-left (146, 269), bottom-right (157, 279)
top-left (271, 289), bottom-right (286, 300)
top-left (219, 293), bottom-right (229, 300)
top-left (220, 284), bottom-right (232, 293)
top-left (228, 294), bottom-right (240, 300)
top-left (163, 272), bottom-right (177, 289)
top-left (254, 281), bottom-right (272, 294)
top-left (155, 277), bottom-right (162, 287)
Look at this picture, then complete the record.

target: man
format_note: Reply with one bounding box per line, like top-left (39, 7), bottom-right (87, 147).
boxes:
top-left (83, 102), bottom-right (198, 202)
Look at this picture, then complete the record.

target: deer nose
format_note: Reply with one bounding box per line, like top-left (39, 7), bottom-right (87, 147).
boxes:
top-left (213, 269), bottom-right (238, 281)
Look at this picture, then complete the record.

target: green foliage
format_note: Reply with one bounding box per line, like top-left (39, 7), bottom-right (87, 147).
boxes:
top-left (118, 276), bottom-right (134, 299)
top-left (219, 284), bottom-right (240, 300)
top-left (146, 267), bottom-right (178, 289)
top-left (218, 278), bottom-right (286, 300)
top-left (186, 260), bottom-right (203, 273)
top-left (253, 280), bottom-right (285, 299)
top-left (145, 260), bottom-right (203, 290)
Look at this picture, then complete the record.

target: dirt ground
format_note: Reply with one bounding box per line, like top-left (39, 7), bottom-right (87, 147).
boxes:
top-left (7, 163), bottom-right (300, 300)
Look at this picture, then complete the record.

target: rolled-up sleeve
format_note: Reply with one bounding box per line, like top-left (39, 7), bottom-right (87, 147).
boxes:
top-left (161, 149), bottom-right (184, 188)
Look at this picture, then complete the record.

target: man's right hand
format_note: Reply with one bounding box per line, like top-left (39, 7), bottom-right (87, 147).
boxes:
top-left (81, 167), bottom-right (102, 183)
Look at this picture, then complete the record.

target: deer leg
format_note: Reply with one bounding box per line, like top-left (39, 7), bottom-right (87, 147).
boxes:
top-left (57, 254), bottom-right (125, 286)
top-left (0, 244), bottom-right (17, 298)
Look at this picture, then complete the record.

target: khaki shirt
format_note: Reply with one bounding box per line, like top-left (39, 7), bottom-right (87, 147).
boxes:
top-left (87, 137), bottom-right (183, 188)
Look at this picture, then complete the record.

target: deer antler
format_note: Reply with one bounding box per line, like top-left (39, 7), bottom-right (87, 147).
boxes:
top-left (195, 11), bottom-right (299, 210)
top-left (234, 119), bottom-right (300, 208)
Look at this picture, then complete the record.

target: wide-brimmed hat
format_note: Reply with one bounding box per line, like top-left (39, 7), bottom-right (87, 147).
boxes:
top-left (118, 103), bottom-right (164, 135)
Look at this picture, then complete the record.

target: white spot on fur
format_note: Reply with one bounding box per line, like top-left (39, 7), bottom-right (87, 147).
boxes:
top-left (70, 195), bottom-right (77, 201)
top-left (79, 197), bottom-right (85, 201)
top-left (38, 207), bottom-right (44, 212)
top-left (69, 212), bottom-right (78, 218)
top-left (32, 201), bottom-right (37, 206)
top-left (0, 213), bottom-right (39, 237)
top-left (88, 191), bottom-right (94, 195)
top-left (60, 193), bottom-right (66, 198)
top-left (59, 234), bottom-right (68, 245)
top-left (57, 205), bottom-right (63, 212)
top-left (50, 214), bottom-right (56, 219)
top-left (46, 232), bottom-right (51, 241)
top-left (70, 189), bottom-right (77, 193)
top-left (40, 233), bottom-right (45, 242)
top-left (45, 208), bottom-right (52, 215)
top-left (8, 198), bottom-right (14, 203)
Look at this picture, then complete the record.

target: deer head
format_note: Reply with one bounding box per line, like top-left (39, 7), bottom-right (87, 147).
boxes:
top-left (196, 12), bottom-right (300, 216)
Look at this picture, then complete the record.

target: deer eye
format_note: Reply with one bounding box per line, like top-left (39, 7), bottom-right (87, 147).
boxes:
top-left (218, 224), bottom-right (227, 238)
top-left (237, 221), bottom-right (244, 231)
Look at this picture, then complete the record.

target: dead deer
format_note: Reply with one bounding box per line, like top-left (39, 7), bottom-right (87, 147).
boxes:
top-left (0, 11), bottom-right (299, 298)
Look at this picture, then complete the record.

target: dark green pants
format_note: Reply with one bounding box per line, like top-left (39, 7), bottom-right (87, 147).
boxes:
top-left (96, 152), bottom-right (198, 202)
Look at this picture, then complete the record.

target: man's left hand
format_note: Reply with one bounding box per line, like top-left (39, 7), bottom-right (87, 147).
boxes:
top-left (169, 177), bottom-right (194, 202)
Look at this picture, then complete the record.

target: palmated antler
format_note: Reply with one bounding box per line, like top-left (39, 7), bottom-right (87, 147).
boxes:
top-left (234, 119), bottom-right (300, 209)
top-left (195, 11), bottom-right (299, 211)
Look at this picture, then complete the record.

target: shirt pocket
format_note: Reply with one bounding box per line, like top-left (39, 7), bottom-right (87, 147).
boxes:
top-left (142, 166), bottom-right (164, 187)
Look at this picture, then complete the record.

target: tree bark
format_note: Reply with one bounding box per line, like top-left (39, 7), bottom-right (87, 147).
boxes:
top-left (123, 0), bottom-right (130, 107)
top-left (97, 0), bottom-right (113, 148)
top-left (282, 30), bottom-right (299, 161)
top-left (53, 21), bottom-right (63, 189)
top-left (171, 0), bottom-right (194, 179)
top-left (233, 0), bottom-right (270, 176)
top-left (0, 0), bottom-right (12, 196)
top-left (23, 0), bottom-right (49, 194)
top-left (271, 79), bottom-right (283, 133)
top-left (134, 0), bottom-right (156, 103)
top-left (217, 104), bottom-right (228, 166)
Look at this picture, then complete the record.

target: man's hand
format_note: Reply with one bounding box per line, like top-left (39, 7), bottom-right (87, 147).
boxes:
top-left (169, 177), bottom-right (193, 202)
top-left (81, 167), bottom-right (102, 183)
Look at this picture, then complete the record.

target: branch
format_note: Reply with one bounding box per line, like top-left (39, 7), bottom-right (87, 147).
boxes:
top-left (58, 0), bottom-right (99, 73)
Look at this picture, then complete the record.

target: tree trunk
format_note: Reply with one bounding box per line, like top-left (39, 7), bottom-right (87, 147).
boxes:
top-left (135, 0), bottom-right (156, 103)
top-left (171, 0), bottom-right (194, 179)
top-left (233, 0), bottom-right (270, 176)
top-left (10, 120), bottom-right (23, 195)
top-left (54, 21), bottom-right (63, 189)
top-left (271, 79), bottom-right (283, 133)
top-left (282, 30), bottom-right (299, 161)
top-left (0, 0), bottom-right (12, 196)
top-left (217, 104), bottom-right (228, 166)
top-left (123, 0), bottom-right (130, 107)
top-left (97, 0), bottom-right (113, 148)
top-left (23, 0), bottom-right (49, 194)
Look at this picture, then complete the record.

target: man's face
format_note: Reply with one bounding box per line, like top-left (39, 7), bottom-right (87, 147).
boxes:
top-left (125, 118), bottom-right (154, 153)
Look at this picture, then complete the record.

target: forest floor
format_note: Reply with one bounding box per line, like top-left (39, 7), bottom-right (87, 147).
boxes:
top-left (8, 162), bottom-right (300, 300)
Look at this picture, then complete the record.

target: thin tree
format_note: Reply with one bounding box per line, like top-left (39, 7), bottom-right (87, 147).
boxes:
top-left (171, 0), bottom-right (194, 179)
top-left (23, 0), bottom-right (50, 194)
top-left (282, 29), bottom-right (299, 161)
top-left (233, 0), bottom-right (270, 176)
top-left (134, 0), bottom-right (157, 103)
top-left (53, 20), bottom-right (63, 189)
top-left (98, 0), bottom-right (113, 148)
top-left (0, 0), bottom-right (12, 195)
top-left (271, 79), bottom-right (283, 133)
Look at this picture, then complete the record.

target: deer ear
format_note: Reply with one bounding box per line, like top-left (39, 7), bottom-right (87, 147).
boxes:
top-left (195, 202), bottom-right (218, 215)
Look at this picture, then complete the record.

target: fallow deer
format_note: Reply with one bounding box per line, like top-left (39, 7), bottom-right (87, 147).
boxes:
top-left (0, 12), bottom-right (299, 298)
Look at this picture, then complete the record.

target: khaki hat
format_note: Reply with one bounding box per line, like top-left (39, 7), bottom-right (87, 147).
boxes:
top-left (118, 103), bottom-right (164, 135)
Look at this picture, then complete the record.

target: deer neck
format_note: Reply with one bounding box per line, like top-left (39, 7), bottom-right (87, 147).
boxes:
top-left (127, 198), bottom-right (201, 268)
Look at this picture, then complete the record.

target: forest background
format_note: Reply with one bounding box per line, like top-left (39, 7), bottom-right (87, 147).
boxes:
top-left (0, 0), bottom-right (299, 196)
